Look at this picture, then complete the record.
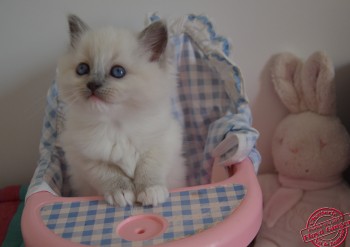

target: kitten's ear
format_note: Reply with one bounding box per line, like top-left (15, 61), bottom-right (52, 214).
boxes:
top-left (68, 14), bottom-right (89, 48)
top-left (138, 21), bottom-right (168, 62)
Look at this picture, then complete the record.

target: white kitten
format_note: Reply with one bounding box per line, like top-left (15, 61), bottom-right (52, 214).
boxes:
top-left (57, 15), bottom-right (186, 206)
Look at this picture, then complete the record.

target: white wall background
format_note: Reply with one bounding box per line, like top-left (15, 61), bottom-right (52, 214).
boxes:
top-left (1, 0), bottom-right (350, 187)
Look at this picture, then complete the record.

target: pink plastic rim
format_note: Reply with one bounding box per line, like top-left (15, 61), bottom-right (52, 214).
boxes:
top-left (116, 214), bottom-right (168, 241)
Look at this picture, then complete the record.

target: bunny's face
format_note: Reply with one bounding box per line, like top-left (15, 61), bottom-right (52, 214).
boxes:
top-left (272, 112), bottom-right (350, 181)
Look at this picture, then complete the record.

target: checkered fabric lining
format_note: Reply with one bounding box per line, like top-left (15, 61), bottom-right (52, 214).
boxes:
top-left (27, 14), bottom-right (260, 197)
top-left (165, 14), bottom-right (260, 185)
top-left (41, 183), bottom-right (246, 246)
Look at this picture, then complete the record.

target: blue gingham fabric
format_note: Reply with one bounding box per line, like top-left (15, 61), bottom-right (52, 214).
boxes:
top-left (164, 14), bottom-right (260, 185)
top-left (41, 183), bottom-right (246, 246)
top-left (27, 14), bottom-right (260, 197)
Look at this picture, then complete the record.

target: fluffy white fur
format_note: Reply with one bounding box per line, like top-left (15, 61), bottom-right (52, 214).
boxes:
top-left (57, 15), bottom-right (186, 206)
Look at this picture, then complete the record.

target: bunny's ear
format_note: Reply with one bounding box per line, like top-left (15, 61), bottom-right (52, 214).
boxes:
top-left (301, 51), bottom-right (336, 115)
top-left (271, 53), bottom-right (305, 113)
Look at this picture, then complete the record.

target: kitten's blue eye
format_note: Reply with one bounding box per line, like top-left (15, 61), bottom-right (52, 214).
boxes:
top-left (110, 65), bottom-right (126, 79)
top-left (76, 63), bottom-right (90, 76)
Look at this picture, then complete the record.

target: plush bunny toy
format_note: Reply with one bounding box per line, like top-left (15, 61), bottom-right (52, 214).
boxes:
top-left (254, 51), bottom-right (350, 247)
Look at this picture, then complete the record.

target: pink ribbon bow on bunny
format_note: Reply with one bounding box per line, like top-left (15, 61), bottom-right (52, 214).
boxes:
top-left (263, 175), bottom-right (343, 227)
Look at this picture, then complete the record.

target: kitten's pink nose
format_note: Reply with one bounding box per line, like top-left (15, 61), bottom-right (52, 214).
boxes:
top-left (87, 82), bottom-right (102, 92)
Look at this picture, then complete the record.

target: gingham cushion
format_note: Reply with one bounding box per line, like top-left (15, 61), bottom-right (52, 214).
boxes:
top-left (27, 14), bottom-right (260, 197)
top-left (41, 183), bottom-right (246, 246)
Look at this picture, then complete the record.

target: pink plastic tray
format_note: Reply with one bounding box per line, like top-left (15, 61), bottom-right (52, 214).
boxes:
top-left (22, 159), bottom-right (262, 247)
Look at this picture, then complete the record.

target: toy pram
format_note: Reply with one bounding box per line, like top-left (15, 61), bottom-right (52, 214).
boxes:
top-left (22, 14), bottom-right (262, 247)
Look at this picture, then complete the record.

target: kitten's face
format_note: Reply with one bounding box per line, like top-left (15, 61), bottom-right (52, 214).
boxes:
top-left (57, 15), bottom-right (168, 113)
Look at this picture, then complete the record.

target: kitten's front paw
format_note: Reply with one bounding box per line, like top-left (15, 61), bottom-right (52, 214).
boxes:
top-left (103, 179), bottom-right (135, 207)
top-left (104, 189), bottom-right (135, 207)
top-left (136, 185), bottom-right (169, 206)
